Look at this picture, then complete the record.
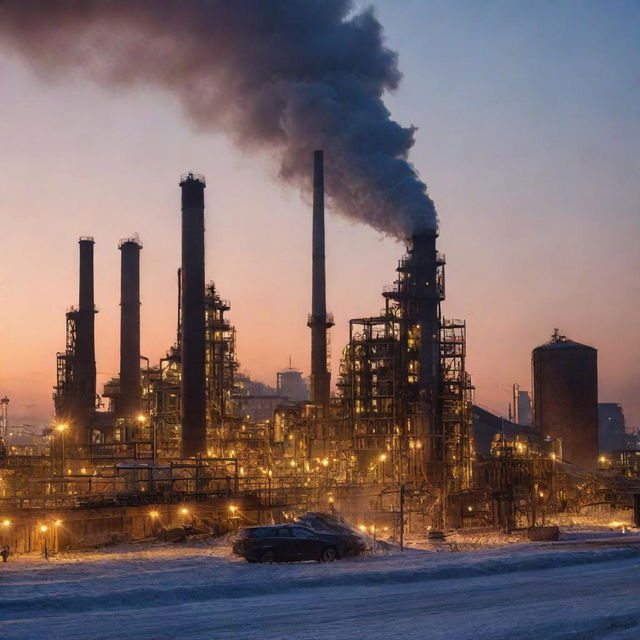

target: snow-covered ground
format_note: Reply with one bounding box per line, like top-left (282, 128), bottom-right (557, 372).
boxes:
top-left (2, 533), bottom-right (640, 640)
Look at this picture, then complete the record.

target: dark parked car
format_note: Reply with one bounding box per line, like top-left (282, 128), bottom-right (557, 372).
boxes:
top-left (232, 524), bottom-right (365, 563)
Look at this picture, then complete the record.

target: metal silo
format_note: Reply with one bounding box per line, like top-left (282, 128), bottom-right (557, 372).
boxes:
top-left (532, 329), bottom-right (598, 469)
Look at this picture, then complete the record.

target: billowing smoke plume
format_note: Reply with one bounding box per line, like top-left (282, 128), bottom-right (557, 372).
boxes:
top-left (0, 0), bottom-right (437, 237)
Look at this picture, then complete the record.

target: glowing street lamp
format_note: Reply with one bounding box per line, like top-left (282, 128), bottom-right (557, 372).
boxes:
top-left (378, 453), bottom-right (387, 481)
top-left (39, 524), bottom-right (49, 560)
top-left (2, 519), bottom-right (10, 527)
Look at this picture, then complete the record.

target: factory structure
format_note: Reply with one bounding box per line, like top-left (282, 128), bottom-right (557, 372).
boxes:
top-left (1, 152), bottom-right (639, 552)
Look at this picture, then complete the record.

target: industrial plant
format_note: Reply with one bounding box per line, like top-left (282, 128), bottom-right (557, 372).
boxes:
top-left (0, 152), bottom-right (638, 554)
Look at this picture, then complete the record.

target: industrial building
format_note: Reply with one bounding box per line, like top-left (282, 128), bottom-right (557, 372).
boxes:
top-left (598, 403), bottom-right (627, 455)
top-left (1, 153), bottom-right (639, 553)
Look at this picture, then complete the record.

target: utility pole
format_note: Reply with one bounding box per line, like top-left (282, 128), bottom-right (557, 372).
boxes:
top-left (399, 483), bottom-right (405, 552)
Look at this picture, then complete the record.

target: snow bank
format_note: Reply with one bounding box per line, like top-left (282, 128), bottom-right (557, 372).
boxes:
top-left (2, 543), bottom-right (639, 618)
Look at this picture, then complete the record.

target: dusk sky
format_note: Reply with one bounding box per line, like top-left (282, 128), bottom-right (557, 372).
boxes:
top-left (0, 0), bottom-right (638, 427)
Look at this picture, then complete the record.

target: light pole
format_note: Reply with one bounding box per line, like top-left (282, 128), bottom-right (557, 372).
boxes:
top-left (55, 423), bottom-right (67, 479)
top-left (40, 524), bottom-right (49, 560)
top-left (378, 453), bottom-right (387, 482)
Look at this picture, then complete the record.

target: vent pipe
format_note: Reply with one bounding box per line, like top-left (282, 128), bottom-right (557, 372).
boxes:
top-left (180, 172), bottom-right (207, 458)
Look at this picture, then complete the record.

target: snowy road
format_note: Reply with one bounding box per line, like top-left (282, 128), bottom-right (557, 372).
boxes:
top-left (1, 540), bottom-right (640, 639)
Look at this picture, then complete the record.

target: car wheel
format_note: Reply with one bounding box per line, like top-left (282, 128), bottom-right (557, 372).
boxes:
top-left (259, 549), bottom-right (276, 564)
top-left (320, 547), bottom-right (337, 563)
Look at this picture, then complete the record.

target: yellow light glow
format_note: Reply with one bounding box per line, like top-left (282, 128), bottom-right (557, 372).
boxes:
top-left (149, 510), bottom-right (159, 518)
top-left (136, 414), bottom-right (147, 423)
top-left (229, 505), bottom-right (237, 514)
top-left (358, 525), bottom-right (367, 532)
top-left (40, 525), bottom-right (48, 533)
top-left (599, 456), bottom-right (607, 463)
top-left (290, 460), bottom-right (296, 467)
top-left (538, 491), bottom-right (545, 498)
top-left (54, 519), bottom-right (62, 526)
top-left (180, 508), bottom-right (189, 515)
top-left (321, 458), bottom-right (329, 467)
top-left (467, 506), bottom-right (473, 512)
top-left (56, 423), bottom-right (67, 432)
top-left (379, 454), bottom-right (387, 462)
top-left (2, 519), bottom-right (10, 526)
top-left (550, 453), bottom-right (556, 460)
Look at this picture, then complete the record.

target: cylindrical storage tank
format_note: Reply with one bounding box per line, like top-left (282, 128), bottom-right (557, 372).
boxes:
top-left (532, 331), bottom-right (598, 469)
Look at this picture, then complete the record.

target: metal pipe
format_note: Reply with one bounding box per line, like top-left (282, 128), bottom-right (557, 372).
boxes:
top-left (180, 172), bottom-right (207, 458)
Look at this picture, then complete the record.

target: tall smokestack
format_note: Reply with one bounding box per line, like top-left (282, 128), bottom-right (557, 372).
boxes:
top-left (180, 172), bottom-right (207, 458)
top-left (74, 236), bottom-right (97, 439)
top-left (118, 236), bottom-right (142, 418)
top-left (308, 150), bottom-right (333, 414)
top-left (411, 231), bottom-right (440, 404)
top-left (408, 231), bottom-right (442, 466)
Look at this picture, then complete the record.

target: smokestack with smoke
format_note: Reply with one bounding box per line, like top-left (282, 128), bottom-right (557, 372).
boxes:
top-left (0, 0), bottom-right (437, 238)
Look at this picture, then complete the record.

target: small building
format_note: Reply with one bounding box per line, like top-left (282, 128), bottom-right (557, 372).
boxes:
top-left (598, 403), bottom-right (627, 455)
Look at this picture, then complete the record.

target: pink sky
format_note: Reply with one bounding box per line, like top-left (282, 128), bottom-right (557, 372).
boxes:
top-left (0, 2), bottom-right (638, 428)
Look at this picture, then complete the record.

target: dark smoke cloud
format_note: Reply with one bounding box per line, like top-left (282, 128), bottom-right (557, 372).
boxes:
top-left (0, 0), bottom-right (437, 237)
